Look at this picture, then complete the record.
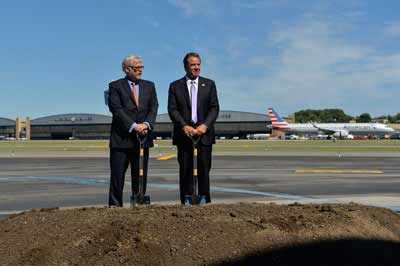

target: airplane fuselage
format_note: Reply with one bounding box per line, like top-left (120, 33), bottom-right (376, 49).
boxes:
top-left (278, 123), bottom-right (393, 135)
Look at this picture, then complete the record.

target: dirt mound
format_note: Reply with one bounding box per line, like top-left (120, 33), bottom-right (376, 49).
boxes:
top-left (1, 203), bottom-right (400, 266)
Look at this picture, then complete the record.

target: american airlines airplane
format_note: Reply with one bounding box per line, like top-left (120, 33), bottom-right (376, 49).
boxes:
top-left (268, 108), bottom-right (394, 138)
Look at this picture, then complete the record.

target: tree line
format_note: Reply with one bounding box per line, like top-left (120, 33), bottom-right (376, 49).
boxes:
top-left (293, 109), bottom-right (400, 123)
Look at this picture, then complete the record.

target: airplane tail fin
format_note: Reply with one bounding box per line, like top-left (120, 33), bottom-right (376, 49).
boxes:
top-left (268, 108), bottom-right (289, 129)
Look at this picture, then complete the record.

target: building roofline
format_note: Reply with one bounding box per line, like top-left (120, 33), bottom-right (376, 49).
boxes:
top-left (31, 113), bottom-right (112, 121)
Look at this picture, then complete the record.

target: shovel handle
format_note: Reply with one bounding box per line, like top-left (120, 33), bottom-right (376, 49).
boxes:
top-left (136, 134), bottom-right (148, 196)
top-left (189, 135), bottom-right (201, 199)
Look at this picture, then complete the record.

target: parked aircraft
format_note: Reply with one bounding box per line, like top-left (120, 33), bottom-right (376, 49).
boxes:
top-left (247, 133), bottom-right (269, 140)
top-left (268, 108), bottom-right (394, 138)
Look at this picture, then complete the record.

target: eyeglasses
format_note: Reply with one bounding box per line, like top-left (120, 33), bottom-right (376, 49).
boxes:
top-left (128, 65), bottom-right (144, 71)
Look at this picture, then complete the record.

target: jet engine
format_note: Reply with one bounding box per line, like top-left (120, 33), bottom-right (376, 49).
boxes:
top-left (333, 130), bottom-right (349, 138)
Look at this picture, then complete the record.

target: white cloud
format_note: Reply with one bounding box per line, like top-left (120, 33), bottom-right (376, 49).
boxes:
top-left (232, 0), bottom-right (289, 9)
top-left (384, 21), bottom-right (400, 37)
top-left (166, 2), bottom-right (400, 116)
top-left (168, 0), bottom-right (194, 16)
top-left (214, 16), bottom-right (400, 116)
top-left (167, 0), bottom-right (217, 17)
top-left (225, 37), bottom-right (251, 60)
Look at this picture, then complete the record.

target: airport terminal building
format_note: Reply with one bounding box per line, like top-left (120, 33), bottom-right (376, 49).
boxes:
top-left (30, 114), bottom-right (112, 140)
top-left (0, 111), bottom-right (271, 140)
top-left (0, 118), bottom-right (15, 139)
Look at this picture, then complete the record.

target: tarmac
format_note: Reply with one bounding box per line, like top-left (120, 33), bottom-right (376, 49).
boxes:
top-left (0, 150), bottom-right (399, 219)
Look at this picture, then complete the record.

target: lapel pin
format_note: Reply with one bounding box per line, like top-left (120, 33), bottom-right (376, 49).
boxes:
top-left (201, 83), bottom-right (205, 87)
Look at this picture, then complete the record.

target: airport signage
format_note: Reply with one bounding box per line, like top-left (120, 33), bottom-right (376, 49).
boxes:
top-left (54, 117), bottom-right (94, 122)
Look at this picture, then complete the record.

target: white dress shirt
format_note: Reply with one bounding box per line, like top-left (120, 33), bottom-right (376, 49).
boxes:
top-left (185, 76), bottom-right (198, 102)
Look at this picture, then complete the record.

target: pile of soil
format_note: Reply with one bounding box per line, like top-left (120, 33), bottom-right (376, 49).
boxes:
top-left (1, 203), bottom-right (399, 266)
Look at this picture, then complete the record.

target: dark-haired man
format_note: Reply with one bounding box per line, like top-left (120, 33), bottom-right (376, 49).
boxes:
top-left (168, 52), bottom-right (219, 205)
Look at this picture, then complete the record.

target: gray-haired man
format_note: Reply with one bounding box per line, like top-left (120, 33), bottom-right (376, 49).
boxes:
top-left (108, 55), bottom-right (158, 206)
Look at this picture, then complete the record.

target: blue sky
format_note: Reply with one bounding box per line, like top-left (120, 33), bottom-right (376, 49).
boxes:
top-left (1, 0), bottom-right (399, 119)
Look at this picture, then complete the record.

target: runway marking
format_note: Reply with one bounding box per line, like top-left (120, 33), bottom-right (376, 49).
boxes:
top-left (156, 154), bottom-right (176, 161)
top-left (0, 210), bottom-right (27, 215)
top-left (7, 176), bottom-right (323, 201)
top-left (295, 169), bottom-right (384, 174)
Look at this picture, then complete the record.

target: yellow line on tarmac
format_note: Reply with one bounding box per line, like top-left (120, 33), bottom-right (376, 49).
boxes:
top-left (296, 169), bottom-right (384, 174)
top-left (156, 154), bottom-right (177, 161)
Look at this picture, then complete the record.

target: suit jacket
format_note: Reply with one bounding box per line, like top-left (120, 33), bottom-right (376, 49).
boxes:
top-left (168, 76), bottom-right (219, 146)
top-left (108, 77), bottom-right (158, 148)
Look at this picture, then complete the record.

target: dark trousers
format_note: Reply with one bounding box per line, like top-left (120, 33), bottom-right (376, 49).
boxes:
top-left (108, 147), bottom-right (149, 207)
top-left (177, 143), bottom-right (212, 204)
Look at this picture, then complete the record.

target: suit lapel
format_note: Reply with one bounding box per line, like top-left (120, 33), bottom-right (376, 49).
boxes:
top-left (197, 77), bottom-right (207, 112)
top-left (122, 78), bottom-right (137, 107)
top-left (179, 77), bottom-right (191, 108)
top-left (138, 80), bottom-right (145, 109)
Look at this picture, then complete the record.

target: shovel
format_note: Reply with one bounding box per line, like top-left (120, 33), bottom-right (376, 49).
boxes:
top-left (184, 135), bottom-right (201, 205)
top-left (130, 134), bottom-right (150, 207)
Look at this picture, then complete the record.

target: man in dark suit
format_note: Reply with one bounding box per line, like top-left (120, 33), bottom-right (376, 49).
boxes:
top-left (108, 55), bottom-right (158, 207)
top-left (168, 52), bottom-right (219, 205)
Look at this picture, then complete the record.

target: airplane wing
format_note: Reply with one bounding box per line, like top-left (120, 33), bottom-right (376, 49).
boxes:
top-left (311, 123), bottom-right (336, 135)
top-left (312, 123), bottom-right (350, 138)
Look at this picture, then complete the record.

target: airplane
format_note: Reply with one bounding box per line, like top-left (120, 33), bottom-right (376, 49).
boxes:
top-left (247, 133), bottom-right (270, 140)
top-left (268, 108), bottom-right (394, 139)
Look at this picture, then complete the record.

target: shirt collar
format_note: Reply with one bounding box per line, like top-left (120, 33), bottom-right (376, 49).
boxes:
top-left (185, 76), bottom-right (199, 84)
top-left (126, 77), bottom-right (139, 84)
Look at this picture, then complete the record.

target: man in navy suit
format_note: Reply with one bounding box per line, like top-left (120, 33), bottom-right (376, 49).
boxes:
top-left (108, 55), bottom-right (158, 206)
top-left (168, 52), bottom-right (220, 205)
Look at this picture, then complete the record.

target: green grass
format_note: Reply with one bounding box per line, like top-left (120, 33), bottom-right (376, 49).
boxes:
top-left (211, 140), bottom-right (400, 152)
top-left (0, 139), bottom-right (399, 152)
top-left (0, 140), bottom-right (109, 151)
